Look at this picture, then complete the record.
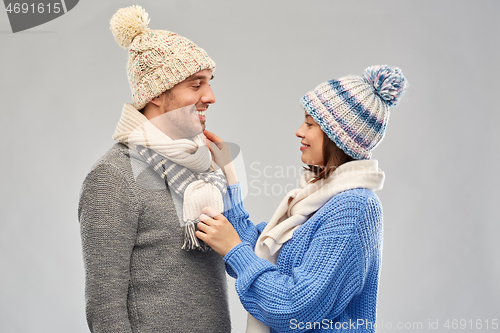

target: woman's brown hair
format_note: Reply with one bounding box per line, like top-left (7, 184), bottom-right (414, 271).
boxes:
top-left (305, 131), bottom-right (354, 183)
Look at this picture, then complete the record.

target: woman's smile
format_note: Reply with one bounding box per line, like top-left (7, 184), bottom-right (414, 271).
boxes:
top-left (300, 142), bottom-right (310, 151)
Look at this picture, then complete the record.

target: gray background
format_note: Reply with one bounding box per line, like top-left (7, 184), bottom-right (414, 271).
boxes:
top-left (1, 0), bottom-right (499, 332)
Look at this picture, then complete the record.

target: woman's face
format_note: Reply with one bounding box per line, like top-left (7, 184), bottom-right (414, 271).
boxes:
top-left (296, 112), bottom-right (324, 166)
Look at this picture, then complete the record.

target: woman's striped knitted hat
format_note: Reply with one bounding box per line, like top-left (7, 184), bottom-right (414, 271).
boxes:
top-left (110, 6), bottom-right (215, 110)
top-left (300, 65), bottom-right (407, 160)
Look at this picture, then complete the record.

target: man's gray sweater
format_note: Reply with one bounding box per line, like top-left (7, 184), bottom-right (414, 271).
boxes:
top-left (78, 143), bottom-right (231, 332)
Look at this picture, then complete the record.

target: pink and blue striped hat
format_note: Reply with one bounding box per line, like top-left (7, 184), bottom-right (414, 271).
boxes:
top-left (300, 65), bottom-right (407, 160)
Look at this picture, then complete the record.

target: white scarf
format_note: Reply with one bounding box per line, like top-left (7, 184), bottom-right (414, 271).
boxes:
top-left (113, 103), bottom-right (212, 172)
top-left (246, 159), bottom-right (385, 333)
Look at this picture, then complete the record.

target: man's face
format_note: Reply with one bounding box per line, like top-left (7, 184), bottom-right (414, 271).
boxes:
top-left (152, 69), bottom-right (215, 139)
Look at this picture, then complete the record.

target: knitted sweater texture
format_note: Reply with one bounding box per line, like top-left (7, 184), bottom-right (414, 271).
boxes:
top-left (78, 143), bottom-right (231, 333)
top-left (223, 183), bottom-right (383, 332)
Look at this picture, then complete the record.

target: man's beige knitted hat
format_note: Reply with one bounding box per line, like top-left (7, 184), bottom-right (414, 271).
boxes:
top-left (110, 6), bottom-right (216, 110)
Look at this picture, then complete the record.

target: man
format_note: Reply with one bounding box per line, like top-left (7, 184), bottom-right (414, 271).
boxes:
top-left (78, 6), bottom-right (231, 332)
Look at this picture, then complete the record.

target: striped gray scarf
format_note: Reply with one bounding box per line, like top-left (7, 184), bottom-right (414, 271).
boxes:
top-left (137, 145), bottom-right (226, 251)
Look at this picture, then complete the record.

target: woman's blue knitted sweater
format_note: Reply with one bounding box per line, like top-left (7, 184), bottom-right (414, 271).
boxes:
top-left (223, 183), bottom-right (383, 332)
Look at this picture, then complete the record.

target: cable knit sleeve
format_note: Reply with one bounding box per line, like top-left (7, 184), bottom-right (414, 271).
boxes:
top-left (78, 163), bottom-right (140, 333)
top-left (223, 183), bottom-right (267, 278)
top-left (223, 191), bottom-right (375, 332)
top-left (224, 183), bottom-right (266, 247)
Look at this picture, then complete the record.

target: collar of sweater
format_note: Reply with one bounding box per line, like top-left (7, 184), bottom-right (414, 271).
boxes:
top-left (295, 159), bottom-right (385, 209)
top-left (112, 103), bottom-right (211, 173)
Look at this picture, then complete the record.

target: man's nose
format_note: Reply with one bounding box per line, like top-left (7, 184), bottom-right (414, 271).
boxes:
top-left (201, 85), bottom-right (216, 105)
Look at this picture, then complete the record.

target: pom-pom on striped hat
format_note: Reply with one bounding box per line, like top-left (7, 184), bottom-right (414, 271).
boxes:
top-left (110, 5), bottom-right (216, 110)
top-left (300, 65), bottom-right (407, 160)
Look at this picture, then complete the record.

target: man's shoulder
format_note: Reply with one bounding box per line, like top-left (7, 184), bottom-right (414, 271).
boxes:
top-left (91, 143), bottom-right (131, 170)
top-left (81, 143), bottom-right (135, 187)
top-left (83, 143), bottom-right (166, 192)
top-left (78, 144), bottom-right (137, 217)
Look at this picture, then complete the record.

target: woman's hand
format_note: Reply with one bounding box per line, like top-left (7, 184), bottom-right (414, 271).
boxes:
top-left (196, 206), bottom-right (242, 257)
top-left (204, 130), bottom-right (238, 185)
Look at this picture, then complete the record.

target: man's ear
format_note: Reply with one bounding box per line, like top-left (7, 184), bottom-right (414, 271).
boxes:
top-left (149, 94), bottom-right (163, 108)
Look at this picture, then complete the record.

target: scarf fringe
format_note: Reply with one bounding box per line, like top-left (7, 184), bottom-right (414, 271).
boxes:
top-left (182, 221), bottom-right (210, 252)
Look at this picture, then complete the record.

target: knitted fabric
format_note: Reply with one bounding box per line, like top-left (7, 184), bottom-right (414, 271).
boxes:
top-left (223, 184), bottom-right (384, 333)
top-left (300, 65), bottom-right (407, 160)
top-left (113, 103), bottom-right (226, 251)
top-left (78, 143), bottom-right (231, 332)
top-left (257, 160), bottom-right (384, 263)
top-left (110, 6), bottom-right (216, 110)
top-left (247, 160), bottom-right (384, 333)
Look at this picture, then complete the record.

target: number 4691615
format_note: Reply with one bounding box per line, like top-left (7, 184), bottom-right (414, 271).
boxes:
top-left (444, 319), bottom-right (498, 330)
top-left (6, 2), bottom-right (62, 14)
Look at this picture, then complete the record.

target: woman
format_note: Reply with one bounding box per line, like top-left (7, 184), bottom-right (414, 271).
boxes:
top-left (196, 65), bottom-right (407, 332)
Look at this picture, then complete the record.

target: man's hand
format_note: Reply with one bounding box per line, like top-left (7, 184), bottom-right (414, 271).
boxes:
top-left (196, 206), bottom-right (242, 257)
top-left (204, 130), bottom-right (238, 185)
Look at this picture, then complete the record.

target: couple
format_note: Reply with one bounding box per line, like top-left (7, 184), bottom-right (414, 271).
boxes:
top-left (78, 5), bottom-right (407, 333)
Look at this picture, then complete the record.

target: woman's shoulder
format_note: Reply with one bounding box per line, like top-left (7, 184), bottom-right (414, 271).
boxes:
top-left (312, 189), bottom-right (382, 230)
top-left (324, 188), bottom-right (381, 210)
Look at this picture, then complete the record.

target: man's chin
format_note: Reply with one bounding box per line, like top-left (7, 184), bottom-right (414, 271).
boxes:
top-left (191, 126), bottom-right (205, 138)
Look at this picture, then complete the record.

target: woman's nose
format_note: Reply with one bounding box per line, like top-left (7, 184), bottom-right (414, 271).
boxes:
top-left (296, 123), bottom-right (305, 138)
